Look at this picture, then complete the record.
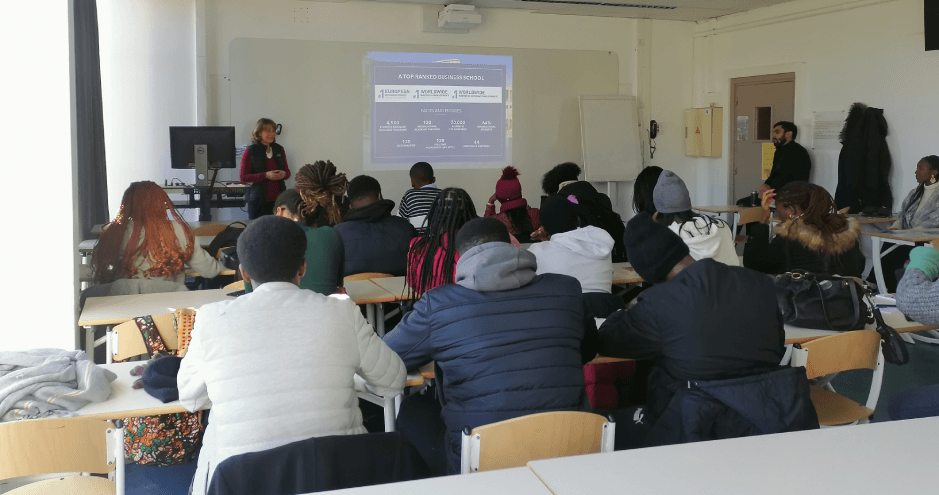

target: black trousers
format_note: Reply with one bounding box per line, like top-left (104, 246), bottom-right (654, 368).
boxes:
top-left (247, 200), bottom-right (274, 220)
top-left (395, 390), bottom-right (448, 477)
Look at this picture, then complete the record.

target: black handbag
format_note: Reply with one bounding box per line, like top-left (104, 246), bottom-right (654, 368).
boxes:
top-left (774, 270), bottom-right (872, 331)
top-left (218, 246), bottom-right (239, 270)
top-left (207, 221), bottom-right (247, 261)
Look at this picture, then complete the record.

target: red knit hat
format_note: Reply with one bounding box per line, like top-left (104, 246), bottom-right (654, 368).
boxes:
top-left (496, 166), bottom-right (527, 212)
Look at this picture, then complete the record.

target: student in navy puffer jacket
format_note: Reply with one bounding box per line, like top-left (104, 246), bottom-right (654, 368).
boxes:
top-left (383, 217), bottom-right (596, 474)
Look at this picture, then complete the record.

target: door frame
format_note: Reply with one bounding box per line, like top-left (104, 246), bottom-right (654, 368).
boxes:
top-left (730, 72), bottom-right (795, 201)
top-left (721, 63), bottom-right (806, 204)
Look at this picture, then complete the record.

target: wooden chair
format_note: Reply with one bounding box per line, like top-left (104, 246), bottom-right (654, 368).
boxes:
top-left (224, 280), bottom-right (245, 290)
top-left (190, 224), bottom-right (229, 237)
top-left (734, 206), bottom-right (766, 244)
top-left (0, 418), bottom-right (124, 495)
top-left (838, 207), bottom-right (850, 214)
top-left (790, 331), bottom-right (884, 426)
top-left (106, 313), bottom-right (178, 363)
top-left (459, 411), bottom-right (615, 474)
top-left (344, 272), bottom-right (394, 282)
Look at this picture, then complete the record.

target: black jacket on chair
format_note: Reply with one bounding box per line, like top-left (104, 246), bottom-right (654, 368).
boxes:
top-left (206, 432), bottom-right (429, 495)
top-left (598, 259), bottom-right (786, 423)
top-left (743, 217), bottom-right (864, 277)
top-left (334, 199), bottom-right (416, 277)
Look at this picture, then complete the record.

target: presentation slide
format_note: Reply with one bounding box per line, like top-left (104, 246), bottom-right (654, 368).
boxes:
top-left (364, 52), bottom-right (512, 170)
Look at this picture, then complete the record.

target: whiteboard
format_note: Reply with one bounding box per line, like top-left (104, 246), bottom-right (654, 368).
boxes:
top-left (579, 95), bottom-right (642, 182)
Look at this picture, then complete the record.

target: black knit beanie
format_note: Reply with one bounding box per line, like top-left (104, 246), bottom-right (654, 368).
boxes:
top-left (539, 195), bottom-right (584, 236)
top-left (624, 212), bottom-right (690, 283)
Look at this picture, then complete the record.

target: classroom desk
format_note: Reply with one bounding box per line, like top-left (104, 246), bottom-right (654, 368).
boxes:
top-left (344, 280), bottom-right (398, 336)
top-left (782, 308), bottom-right (939, 345)
top-left (611, 262), bottom-right (642, 285)
top-left (865, 228), bottom-right (939, 295)
top-left (322, 467), bottom-right (553, 494)
top-left (76, 362), bottom-right (422, 436)
top-left (370, 276), bottom-right (410, 301)
top-left (527, 416), bottom-right (939, 495)
top-left (692, 205), bottom-right (752, 234)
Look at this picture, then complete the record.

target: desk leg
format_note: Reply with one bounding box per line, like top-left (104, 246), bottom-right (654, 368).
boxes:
top-left (84, 326), bottom-right (94, 358)
top-left (730, 212), bottom-right (739, 239)
top-left (376, 304), bottom-right (386, 337)
top-left (909, 332), bottom-right (939, 345)
top-left (872, 238), bottom-right (888, 295)
top-left (394, 394), bottom-right (402, 418)
top-left (366, 304), bottom-right (376, 331)
top-left (383, 396), bottom-right (396, 433)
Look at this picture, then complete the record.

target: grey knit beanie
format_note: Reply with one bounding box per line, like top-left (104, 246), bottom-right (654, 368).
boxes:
top-left (652, 170), bottom-right (692, 214)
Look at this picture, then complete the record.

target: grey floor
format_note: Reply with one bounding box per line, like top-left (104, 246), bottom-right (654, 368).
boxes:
top-left (830, 332), bottom-right (939, 422)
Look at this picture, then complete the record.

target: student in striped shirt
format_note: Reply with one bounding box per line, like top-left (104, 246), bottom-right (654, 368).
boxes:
top-left (398, 162), bottom-right (442, 234)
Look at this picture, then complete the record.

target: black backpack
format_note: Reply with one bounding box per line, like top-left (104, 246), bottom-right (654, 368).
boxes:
top-left (207, 222), bottom-right (246, 267)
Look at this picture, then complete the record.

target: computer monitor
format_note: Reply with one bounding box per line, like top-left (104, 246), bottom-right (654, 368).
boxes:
top-left (169, 126), bottom-right (236, 186)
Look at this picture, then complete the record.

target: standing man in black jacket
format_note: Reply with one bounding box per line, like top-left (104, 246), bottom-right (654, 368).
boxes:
top-left (598, 213), bottom-right (817, 448)
top-left (334, 175), bottom-right (416, 276)
top-left (761, 121), bottom-right (812, 195)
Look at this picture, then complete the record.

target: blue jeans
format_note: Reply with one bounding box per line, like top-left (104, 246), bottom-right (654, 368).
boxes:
top-left (887, 385), bottom-right (939, 420)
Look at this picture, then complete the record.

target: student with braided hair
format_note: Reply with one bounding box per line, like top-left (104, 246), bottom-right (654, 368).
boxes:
top-left (744, 181), bottom-right (863, 276)
top-left (263, 162), bottom-right (347, 295)
top-left (91, 181), bottom-right (224, 288)
top-left (406, 188), bottom-right (478, 297)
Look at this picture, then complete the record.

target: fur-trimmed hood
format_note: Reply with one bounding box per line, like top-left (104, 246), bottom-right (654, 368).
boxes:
top-left (772, 217), bottom-right (861, 256)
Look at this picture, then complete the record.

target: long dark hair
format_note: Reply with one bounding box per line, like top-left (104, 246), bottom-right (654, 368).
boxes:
top-left (407, 188), bottom-right (478, 298)
top-left (653, 209), bottom-right (726, 236)
top-left (632, 166), bottom-right (663, 214)
top-left (776, 181), bottom-right (848, 237)
top-left (505, 207), bottom-right (534, 241)
top-left (541, 162), bottom-right (582, 195)
top-left (909, 156), bottom-right (939, 210)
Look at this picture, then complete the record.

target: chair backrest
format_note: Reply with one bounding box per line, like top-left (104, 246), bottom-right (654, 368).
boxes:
top-left (736, 206), bottom-right (766, 226)
top-left (191, 224), bottom-right (229, 237)
top-left (932, 238), bottom-right (939, 250)
top-left (110, 313), bottom-right (178, 362)
top-left (798, 331), bottom-right (881, 379)
top-left (838, 207), bottom-right (850, 215)
top-left (224, 280), bottom-right (245, 290)
top-left (460, 411), bottom-right (614, 473)
top-left (0, 418), bottom-right (122, 481)
top-left (344, 272), bottom-right (394, 282)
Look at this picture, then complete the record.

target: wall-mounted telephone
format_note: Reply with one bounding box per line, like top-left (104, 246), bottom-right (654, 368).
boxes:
top-left (649, 120), bottom-right (658, 158)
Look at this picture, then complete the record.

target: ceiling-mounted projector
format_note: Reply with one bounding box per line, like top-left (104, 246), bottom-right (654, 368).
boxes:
top-left (438, 4), bottom-right (481, 30)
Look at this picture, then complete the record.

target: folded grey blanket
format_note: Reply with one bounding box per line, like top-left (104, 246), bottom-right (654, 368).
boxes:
top-left (0, 349), bottom-right (117, 422)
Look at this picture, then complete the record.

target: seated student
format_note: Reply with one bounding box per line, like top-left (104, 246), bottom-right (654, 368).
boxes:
top-left (632, 165), bottom-right (663, 216)
top-left (334, 175), bottom-right (416, 277)
top-left (385, 217), bottom-right (594, 475)
top-left (484, 166), bottom-right (540, 243)
top-left (268, 189), bottom-right (344, 295)
top-left (397, 161), bottom-right (442, 235)
top-left (178, 216), bottom-right (406, 495)
top-left (91, 181), bottom-right (223, 288)
top-left (406, 187), bottom-right (478, 297)
top-left (529, 195), bottom-right (623, 319)
top-left (744, 181), bottom-right (863, 277)
top-left (652, 170), bottom-right (739, 266)
top-left (598, 213), bottom-right (817, 448)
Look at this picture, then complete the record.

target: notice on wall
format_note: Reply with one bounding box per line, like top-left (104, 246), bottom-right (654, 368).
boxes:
top-left (736, 116), bottom-right (749, 141)
top-left (812, 110), bottom-right (846, 150)
top-left (762, 143), bottom-right (775, 180)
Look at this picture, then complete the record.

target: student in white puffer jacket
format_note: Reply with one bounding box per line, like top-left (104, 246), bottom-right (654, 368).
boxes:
top-left (178, 217), bottom-right (406, 495)
top-left (652, 170), bottom-right (740, 267)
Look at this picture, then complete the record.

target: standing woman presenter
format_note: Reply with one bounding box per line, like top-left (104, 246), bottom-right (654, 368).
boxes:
top-left (240, 118), bottom-right (291, 219)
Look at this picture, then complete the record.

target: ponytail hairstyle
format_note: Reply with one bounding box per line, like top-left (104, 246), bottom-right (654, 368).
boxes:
top-left (632, 165), bottom-right (663, 214)
top-left (91, 181), bottom-right (194, 284)
top-left (541, 162), bottom-right (582, 195)
top-left (407, 188), bottom-right (478, 298)
top-left (294, 160), bottom-right (348, 226)
top-left (908, 155), bottom-right (939, 210)
top-left (775, 181), bottom-right (848, 237)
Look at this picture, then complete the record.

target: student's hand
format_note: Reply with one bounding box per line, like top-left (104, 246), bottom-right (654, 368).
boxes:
top-left (760, 190), bottom-right (776, 224)
top-left (488, 193), bottom-right (498, 205)
top-left (759, 184), bottom-right (771, 195)
top-left (531, 226), bottom-right (548, 242)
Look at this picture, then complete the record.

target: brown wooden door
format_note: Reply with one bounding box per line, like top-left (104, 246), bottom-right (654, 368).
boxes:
top-left (732, 73), bottom-right (795, 201)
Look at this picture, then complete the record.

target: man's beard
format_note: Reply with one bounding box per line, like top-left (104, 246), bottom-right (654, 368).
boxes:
top-left (773, 137), bottom-right (785, 147)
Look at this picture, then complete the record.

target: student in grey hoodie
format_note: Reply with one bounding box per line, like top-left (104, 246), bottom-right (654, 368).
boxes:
top-left (529, 195), bottom-right (624, 319)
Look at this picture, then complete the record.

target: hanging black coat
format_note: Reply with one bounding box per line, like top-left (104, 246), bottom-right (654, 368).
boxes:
top-left (836, 105), bottom-right (892, 211)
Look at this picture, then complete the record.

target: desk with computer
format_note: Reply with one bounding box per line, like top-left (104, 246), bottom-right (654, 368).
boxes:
top-left (168, 126), bottom-right (247, 221)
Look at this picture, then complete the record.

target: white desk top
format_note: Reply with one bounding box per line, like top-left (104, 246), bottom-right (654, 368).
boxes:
top-left (783, 308), bottom-right (938, 343)
top-left (528, 416), bottom-right (939, 495)
top-left (321, 467), bottom-right (553, 495)
top-left (344, 280), bottom-right (397, 304)
top-left (370, 276), bottom-right (411, 301)
top-left (78, 289), bottom-right (235, 326)
top-left (75, 362), bottom-right (191, 420)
